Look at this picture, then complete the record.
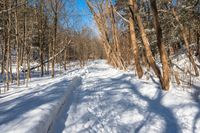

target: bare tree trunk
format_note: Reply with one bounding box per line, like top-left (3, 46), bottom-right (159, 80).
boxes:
top-left (48, 41), bottom-right (51, 74)
top-left (9, 33), bottom-right (12, 83)
top-left (129, 0), bottom-right (143, 78)
top-left (23, 0), bottom-right (30, 87)
top-left (1, 45), bottom-right (4, 75)
top-left (39, 0), bottom-right (45, 77)
top-left (20, 40), bottom-right (24, 66)
top-left (52, 9), bottom-right (58, 78)
top-left (131, 0), bottom-right (162, 82)
top-left (109, 4), bottom-right (126, 70)
top-left (64, 47), bottom-right (67, 71)
top-left (7, 0), bottom-right (12, 84)
top-left (26, 47), bottom-right (31, 87)
top-left (15, 0), bottom-right (20, 86)
top-left (5, 0), bottom-right (11, 91)
top-left (172, 8), bottom-right (199, 76)
top-left (150, 0), bottom-right (170, 90)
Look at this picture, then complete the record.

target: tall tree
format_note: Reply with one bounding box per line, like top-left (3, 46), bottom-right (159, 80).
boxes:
top-left (5, 0), bottom-right (11, 90)
top-left (15, 0), bottom-right (20, 86)
top-left (129, 0), bottom-right (143, 78)
top-left (130, 0), bottom-right (163, 87)
top-left (150, 0), bottom-right (170, 90)
top-left (49, 0), bottom-right (64, 78)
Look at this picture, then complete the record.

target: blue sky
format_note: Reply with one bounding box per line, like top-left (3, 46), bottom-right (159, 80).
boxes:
top-left (67, 0), bottom-right (99, 35)
top-left (73, 0), bottom-right (94, 29)
top-left (66, 0), bottom-right (178, 28)
top-left (77, 0), bottom-right (90, 24)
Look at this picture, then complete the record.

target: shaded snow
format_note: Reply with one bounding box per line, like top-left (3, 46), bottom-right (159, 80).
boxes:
top-left (48, 60), bottom-right (200, 133)
top-left (0, 66), bottom-right (82, 133)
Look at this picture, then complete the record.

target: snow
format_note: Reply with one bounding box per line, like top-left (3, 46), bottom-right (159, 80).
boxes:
top-left (49, 60), bottom-right (200, 133)
top-left (0, 65), bottom-right (82, 133)
top-left (0, 60), bottom-right (200, 133)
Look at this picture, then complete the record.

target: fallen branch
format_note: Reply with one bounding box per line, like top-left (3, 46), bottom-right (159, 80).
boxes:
top-left (22, 40), bottom-right (72, 72)
top-left (113, 6), bottom-right (130, 24)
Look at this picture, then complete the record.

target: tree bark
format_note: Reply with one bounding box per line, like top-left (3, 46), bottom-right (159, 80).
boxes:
top-left (109, 4), bottom-right (125, 70)
top-left (5, 0), bottom-right (11, 91)
top-left (150, 0), bottom-right (170, 90)
top-left (129, 0), bottom-right (143, 79)
top-left (52, 4), bottom-right (58, 78)
top-left (1, 45), bottom-right (4, 75)
top-left (39, 0), bottom-right (44, 77)
top-left (131, 0), bottom-right (163, 84)
top-left (15, 0), bottom-right (20, 86)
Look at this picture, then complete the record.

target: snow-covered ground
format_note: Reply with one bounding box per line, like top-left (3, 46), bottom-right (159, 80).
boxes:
top-left (49, 60), bottom-right (199, 133)
top-left (0, 63), bottom-right (83, 133)
top-left (0, 60), bottom-right (200, 133)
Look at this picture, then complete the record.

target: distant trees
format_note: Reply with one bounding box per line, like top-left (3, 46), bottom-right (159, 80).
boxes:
top-left (87, 0), bottom-right (126, 70)
top-left (0, 0), bottom-right (103, 92)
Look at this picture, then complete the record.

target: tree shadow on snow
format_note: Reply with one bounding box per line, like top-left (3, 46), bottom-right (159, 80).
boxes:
top-left (66, 73), bottom-right (183, 133)
top-left (191, 84), bottom-right (200, 133)
top-left (111, 74), bottom-right (181, 133)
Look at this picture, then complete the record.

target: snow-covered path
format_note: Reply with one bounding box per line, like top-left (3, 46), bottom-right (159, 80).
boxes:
top-left (49, 61), bottom-right (200, 133)
top-left (0, 61), bottom-right (199, 133)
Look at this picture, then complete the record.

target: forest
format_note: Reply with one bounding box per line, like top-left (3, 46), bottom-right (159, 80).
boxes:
top-left (0, 0), bottom-right (199, 133)
top-left (0, 0), bottom-right (199, 91)
top-left (0, 0), bottom-right (103, 91)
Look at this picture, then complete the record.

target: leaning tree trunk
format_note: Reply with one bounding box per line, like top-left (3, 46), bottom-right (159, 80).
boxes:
top-left (129, 0), bottom-right (143, 79)
top-left (109, 4), bottom-right (126, 70)
top-left (150, 0), bottom-right (170, 90)
top-left (172, 8), bottom-right (199, 76)
top-left (131, 0), bottom-right (163, 85)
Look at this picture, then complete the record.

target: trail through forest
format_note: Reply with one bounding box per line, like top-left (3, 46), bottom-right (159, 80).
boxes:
top-left (49, 61), bottom-right (200, 133)
top-left (0, 0), bottom-right (200, 133)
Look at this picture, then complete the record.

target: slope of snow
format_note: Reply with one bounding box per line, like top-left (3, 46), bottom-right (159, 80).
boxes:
top-left (0, 67), bottom-right (83, 133)
top-left (49, 60), bottom-right (200, 133)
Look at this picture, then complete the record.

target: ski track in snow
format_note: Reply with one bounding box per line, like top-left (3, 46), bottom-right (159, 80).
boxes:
top-left (49, 60), bottom-right (200, 133)
top-left (0, 64), bottom-right (83, 133)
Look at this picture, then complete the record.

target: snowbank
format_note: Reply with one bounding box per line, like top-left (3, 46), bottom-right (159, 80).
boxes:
top-left (0, 76), bottom-right (82, 133)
